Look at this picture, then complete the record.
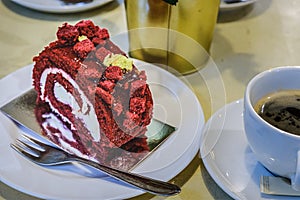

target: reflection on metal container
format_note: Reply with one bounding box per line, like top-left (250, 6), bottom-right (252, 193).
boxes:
top-left (125, 0), bottom-right (220, 75)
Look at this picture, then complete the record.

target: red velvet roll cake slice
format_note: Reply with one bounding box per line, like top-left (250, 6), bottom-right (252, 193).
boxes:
top-left (32, 20), bottom-right (153, 170)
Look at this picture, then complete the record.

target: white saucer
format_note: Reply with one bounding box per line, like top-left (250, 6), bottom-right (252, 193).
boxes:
top-left (220, 0), bottom-right (257, 11)
top-left (10, 0), bottom-right (113, 13)
top-left (200, 99), bottom-right (296, 200)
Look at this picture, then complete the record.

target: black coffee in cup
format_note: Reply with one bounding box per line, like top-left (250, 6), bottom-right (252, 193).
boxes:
top-left (254, 90), bottom-right (300, 136)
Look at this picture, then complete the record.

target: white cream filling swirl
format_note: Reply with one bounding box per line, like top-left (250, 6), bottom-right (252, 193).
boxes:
top-left (39, 68), bottom-right (100, 142)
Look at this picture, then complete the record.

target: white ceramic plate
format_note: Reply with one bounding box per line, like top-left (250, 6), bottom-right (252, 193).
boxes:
top-left (0, 59), bottom-right (204, 200)
top-left (201, 99), bottom-right (297, 200)
top-left (10, 0), bottom-right (113, 13)
top-left (220, 0), bottom-right (257, 11)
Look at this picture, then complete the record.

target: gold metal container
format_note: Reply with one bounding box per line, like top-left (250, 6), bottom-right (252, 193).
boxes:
top-left (125, 0), bottom-right (220, 75)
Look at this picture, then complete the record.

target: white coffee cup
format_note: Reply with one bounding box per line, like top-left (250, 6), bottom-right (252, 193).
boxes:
top-left (244, 66), bottom-right (300, 191)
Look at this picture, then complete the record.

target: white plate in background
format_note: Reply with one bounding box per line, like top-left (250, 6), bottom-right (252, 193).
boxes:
top-left (10, 0), bottom-right (113, 13)
top-left (220, 0), bottom-right (257, 11)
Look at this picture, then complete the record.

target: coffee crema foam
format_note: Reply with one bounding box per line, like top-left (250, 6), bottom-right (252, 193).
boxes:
top-left (254, 90), bottom-right (300, 136)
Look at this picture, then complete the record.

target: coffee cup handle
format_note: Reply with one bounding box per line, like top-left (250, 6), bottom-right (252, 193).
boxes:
top-left (291, 151), bottom-right (300, 191)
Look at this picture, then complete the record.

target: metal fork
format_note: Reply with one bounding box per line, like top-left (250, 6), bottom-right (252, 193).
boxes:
top-left (10, 134), bottom-right (181, 196)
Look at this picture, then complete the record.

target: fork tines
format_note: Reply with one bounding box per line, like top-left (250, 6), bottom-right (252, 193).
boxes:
top-left (11, 134), bottom-right (46, 160)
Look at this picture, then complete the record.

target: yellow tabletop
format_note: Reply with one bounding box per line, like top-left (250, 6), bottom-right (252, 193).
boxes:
top-left (1, 0), bottom-right (300, 199)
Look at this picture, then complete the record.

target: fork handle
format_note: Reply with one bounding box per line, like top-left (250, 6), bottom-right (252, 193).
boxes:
top-left (70, 156), bottom-right (181, 196)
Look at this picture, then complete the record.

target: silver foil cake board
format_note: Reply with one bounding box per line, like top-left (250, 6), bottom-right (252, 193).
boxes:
top-left (0, 89), bottom-right (176, 170)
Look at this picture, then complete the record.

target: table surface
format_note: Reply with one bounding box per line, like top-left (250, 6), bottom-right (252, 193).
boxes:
top-left (1, 0), bottom-right (300, 199)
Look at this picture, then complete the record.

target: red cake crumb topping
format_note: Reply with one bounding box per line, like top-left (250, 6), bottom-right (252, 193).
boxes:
top-left (73, 39), bottom-right (95, 59)
top-left (57, 23), bottom-right (79, 45)
top-left (104, 66), bottom-right (123, 81)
